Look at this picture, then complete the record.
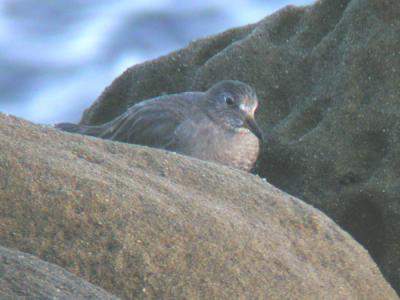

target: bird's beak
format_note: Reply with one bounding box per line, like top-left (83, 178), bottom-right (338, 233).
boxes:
top-left (244, 115), bottom-right (264, 141)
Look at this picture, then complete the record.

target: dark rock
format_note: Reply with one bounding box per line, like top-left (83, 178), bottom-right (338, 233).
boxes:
top-left (80, 0), bottom-right (400, 292)
top-left (0, 245), bottom-right (119, 299)
top-left (0, 113), bottom-right (397, 299)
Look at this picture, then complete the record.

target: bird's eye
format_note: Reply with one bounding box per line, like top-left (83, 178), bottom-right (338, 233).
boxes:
top-left (224, 96), bottom-right (234, 105)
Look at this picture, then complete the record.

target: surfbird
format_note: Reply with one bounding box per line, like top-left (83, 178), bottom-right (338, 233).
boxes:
top-left (56, 80), bottom-right (263, 171)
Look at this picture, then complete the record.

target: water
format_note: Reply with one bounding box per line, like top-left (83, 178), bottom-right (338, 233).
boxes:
top-left (0, 0), bottom-right (314, 124)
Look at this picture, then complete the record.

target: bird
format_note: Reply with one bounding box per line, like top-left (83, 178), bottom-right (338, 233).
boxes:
top-left (55, 80), bottom-right (264, 171)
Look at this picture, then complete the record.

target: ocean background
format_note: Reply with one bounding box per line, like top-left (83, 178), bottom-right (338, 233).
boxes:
top-left (0, 0), bottom-right (314, 124)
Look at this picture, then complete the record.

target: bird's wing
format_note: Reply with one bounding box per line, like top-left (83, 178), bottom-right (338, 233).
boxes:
top-left (100, 97), bottom-right (190, 149)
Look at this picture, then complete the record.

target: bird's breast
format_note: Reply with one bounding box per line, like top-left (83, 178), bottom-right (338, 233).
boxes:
top-left (177, 119), bottom-right (260, 171)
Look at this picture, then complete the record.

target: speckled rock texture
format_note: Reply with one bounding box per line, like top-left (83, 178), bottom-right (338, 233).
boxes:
top-left (0, 245), bottom-right (119, 299)
top-left (0, 114), bottom-right (398, 299)
top-left (80, 0), bottom-right (400, 292)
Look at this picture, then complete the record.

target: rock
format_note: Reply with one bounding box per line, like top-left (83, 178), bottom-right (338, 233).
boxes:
top-left (80, 0), bottom-right (400, 292)
top-left (0, 114), bottom-right (397, 299)
top-left (0, 245), bottom-right (119, 299)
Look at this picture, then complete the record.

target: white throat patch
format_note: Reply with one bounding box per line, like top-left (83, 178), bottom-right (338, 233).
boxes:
top-left (239, 104), bottom-right (252, 114)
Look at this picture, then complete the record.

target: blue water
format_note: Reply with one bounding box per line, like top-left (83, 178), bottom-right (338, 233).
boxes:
top-left (0, 0), bottom-right (314, 124)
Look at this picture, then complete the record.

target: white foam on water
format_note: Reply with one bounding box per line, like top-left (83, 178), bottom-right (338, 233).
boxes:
top-left (0, 0), bottom-right (315, 124)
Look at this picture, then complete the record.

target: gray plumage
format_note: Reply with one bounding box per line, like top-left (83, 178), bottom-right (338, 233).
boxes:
top-left (56, 80), bottom-right (263, 171)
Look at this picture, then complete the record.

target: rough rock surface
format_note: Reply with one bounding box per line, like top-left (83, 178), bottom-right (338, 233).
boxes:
top-left (0, 246), bottom-right (119, 299)
top-left (80, 0), bottom-right (400, 291)
top-left (0, 114), bottom-right (397, 299)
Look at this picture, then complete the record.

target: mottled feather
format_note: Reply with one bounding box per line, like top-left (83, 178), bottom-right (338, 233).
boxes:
top-left (56, 80), bottom-right (263, 171)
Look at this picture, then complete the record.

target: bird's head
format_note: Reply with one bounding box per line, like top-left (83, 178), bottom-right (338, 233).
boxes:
top-left (205, 80), bottom-right (264, 140)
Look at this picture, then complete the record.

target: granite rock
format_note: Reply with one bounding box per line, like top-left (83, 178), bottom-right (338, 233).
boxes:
top-left (80, 0), bottom-right (400, 291)
top-left (0, 245), bottom-right (119, 299)
top-left (0, 113), bottom-right (397, 299)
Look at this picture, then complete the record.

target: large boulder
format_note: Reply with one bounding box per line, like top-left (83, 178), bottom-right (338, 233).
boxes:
top-left (0, 113), bottom-right (397, 299)
top-left (80, 0), bottom-right (400, 291)
top-left (0, 245), bottom-right (119, 299)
